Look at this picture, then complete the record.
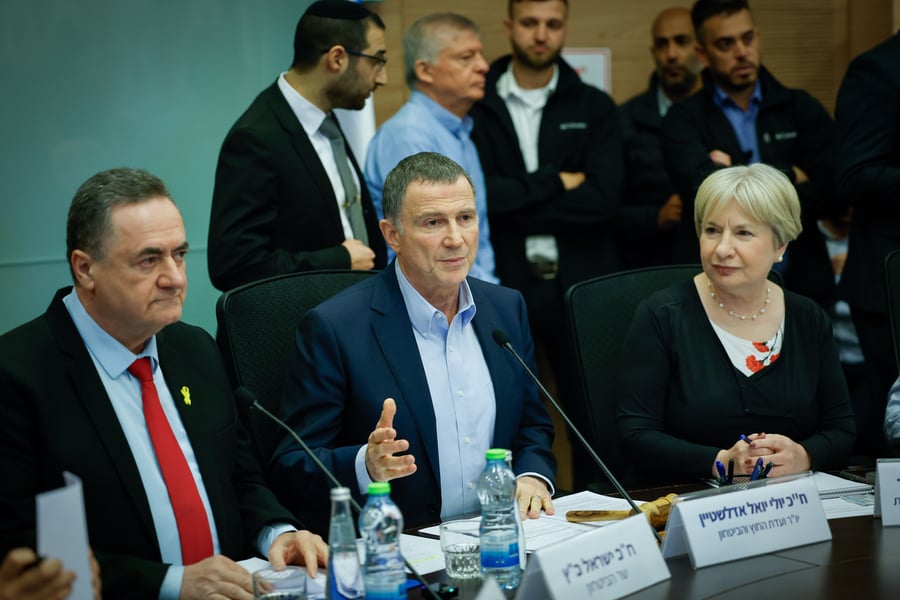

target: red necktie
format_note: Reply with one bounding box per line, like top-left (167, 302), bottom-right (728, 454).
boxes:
top-left (128, 357), bottom-right (213, 564)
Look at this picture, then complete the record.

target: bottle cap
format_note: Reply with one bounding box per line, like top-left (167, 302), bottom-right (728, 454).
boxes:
top-left (331, 486), bottom-right (350, 500)
top-left (485, 448), bottom-right (507, 461)
top-left (368, 481), bottom-right (391, 495)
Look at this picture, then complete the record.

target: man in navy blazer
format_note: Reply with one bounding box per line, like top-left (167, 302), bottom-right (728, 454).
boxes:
top-left (0, 168), bottom-right (327, 599)
top-left (208, 0), bottom-right (388, 291)
top-left (272, 152), bottom-right (557, 531)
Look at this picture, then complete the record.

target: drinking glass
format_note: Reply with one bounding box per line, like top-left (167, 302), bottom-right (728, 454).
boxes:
top-left (252, 565), bottom-right (307, 600)
top-left (439, 519), bottom-right (482, 580)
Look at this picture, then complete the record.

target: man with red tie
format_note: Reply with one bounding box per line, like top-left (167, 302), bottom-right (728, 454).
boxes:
top-left (0, 168), bottom-right (327, 599)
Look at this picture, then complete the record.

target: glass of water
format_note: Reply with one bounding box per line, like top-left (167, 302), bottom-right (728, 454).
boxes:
top-left (252, 565), bottom-right (307, 599)
top-left (439, 519), bottom-right (482, 580)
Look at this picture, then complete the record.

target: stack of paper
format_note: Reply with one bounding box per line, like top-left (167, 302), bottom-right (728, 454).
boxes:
top-left (813, 471), bottom-right (874, 519)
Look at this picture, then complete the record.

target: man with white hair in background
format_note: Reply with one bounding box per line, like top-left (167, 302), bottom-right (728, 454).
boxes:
top-left (365, 12), bottom-right (497, 283)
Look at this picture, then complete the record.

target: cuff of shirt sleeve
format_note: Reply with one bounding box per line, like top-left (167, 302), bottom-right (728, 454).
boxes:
top-left (355, 444), bottom-right (373, 496)
top-left (257, 523), bottom-right (299, 558)
top-left (517, 471), bottom-right (555, 497)
top-left (159, 565), bottom-right (183, 600)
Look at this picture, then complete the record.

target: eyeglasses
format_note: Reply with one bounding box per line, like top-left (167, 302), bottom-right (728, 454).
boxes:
top-left (344, 48), bottom-right (387, 71)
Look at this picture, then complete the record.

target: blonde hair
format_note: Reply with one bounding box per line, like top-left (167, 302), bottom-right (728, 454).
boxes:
top-left (694, 163), bottom-right (802, 247)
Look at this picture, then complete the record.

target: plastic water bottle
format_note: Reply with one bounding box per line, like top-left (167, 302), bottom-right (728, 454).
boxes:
top-left (327, 487), bottom-right (364, 599)
top-left (358, 482), bottom-right (405, 600)
top-left (477, 448), bottom-right (522, 590)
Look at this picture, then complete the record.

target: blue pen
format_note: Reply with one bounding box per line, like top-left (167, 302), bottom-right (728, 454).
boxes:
top-left (749, 457), bottom-right (764, 481)
top-left (739, 434), bottom-right (752, 445)
top-left (715, 460), bottom-right (727, 484)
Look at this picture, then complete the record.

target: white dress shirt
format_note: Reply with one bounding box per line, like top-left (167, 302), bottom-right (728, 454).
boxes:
top-left (278, 73), bottom-right (358, 240)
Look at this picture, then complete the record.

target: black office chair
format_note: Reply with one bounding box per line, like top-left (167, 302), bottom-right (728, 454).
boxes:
top-left (216, 269), bottom-right (378, 465)
top-left (564, 265), bottom-right (703, 491)
top-left (886, 249), bottom-right (900, 374)
top-left (564, 265), bottom-right (788, 490)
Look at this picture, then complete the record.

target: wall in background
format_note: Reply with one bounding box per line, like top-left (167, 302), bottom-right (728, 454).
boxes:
top-left (371, 0), bottom-right (896, 123)
top-left (0, 0), bottom-right (313, 335)
top-left (1, 0), bottom-right (895, 335)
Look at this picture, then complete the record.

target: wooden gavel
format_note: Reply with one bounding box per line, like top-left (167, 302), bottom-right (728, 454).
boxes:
top-left (565, 493), bottom-right (678, 529)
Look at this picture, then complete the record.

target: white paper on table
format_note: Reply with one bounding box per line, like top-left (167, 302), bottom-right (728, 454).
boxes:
top-left (418, 491), bottom-right (648, 553)
top-left (239, 530), bottom-right (444, 595)
top-left (354, 534), bottom-right (444, 575)
top-left (513, 490), bottom-right (648, 552)
top-left (350, 535), bottom-right (446, 575)
top-left (822, 495), bottom-right (874, 519)
top-left (238, 556), bottom-right (269, 573)
top-left (37, 472), bottom-right (92, 600)
top-left (399, 532), bottom-right (445, 575)
top-left (543, 490), bottom-right (647, 519)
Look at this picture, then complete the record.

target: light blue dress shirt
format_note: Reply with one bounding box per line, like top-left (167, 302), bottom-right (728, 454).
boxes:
top-left (63, 290), bottom-right (292, 599)
top-left (712, 80), bottom-right (763, 164)
top-left (277, 73), bottom-right (358, 240)
top-left (351, 266), bottom-right (555, 515)
top-left (712, 81), bottom-right (792, 274)
top-left (353, 263), bottom-right (496, 518)
top-left (364, 91), bottom-right (498, 283)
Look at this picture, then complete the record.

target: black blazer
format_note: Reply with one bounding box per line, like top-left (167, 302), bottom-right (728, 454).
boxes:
top-left (661, 67), bottom-right (838, 305)
top-left (471, 56), bottom-right (624, 292)
top-left (208, 82), bottom-right (387, 291)
top-left (0, 289), bottom-right (300, 600)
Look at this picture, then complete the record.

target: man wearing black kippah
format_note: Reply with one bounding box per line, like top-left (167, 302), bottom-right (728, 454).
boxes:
top-left (208, 0), bottom-right (388, 291)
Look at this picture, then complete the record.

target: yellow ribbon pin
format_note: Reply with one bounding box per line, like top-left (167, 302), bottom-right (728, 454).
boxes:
top-left (180, 386), bottom-right (191, 406)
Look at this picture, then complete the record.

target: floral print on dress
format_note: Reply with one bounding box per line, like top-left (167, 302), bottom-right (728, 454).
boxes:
top-left (745, 332), bottom-right (781, 373)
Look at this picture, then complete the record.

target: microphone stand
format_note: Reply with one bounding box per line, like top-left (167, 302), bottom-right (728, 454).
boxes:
top-left (492, 333), bottom-right (663, 544)
top-left (245, 396), bottom-right (442, 600)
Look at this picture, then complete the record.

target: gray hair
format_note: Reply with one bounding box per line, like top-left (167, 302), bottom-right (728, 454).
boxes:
top-left (403, 12), bottom-right (481, 89)
top-left (66, 167), bottom-right (172, 282)
top-left (694, 163), bottom-right (801, 247)
top-left (382, 152), bottom-right (475, 229)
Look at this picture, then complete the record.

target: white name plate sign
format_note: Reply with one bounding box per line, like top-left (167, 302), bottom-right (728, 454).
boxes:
top-left (518, 514), bottom-right (669, 600)
top-left (473, 576), bottom-right (506, 600)
top-left (874, 458), bottom-right (900, 526)
top-left (662, 472), bottom-right (831, 569)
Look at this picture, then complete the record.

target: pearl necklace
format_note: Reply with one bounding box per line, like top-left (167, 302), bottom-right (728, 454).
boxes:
top-left (706, 276), bottom-right (771, 321)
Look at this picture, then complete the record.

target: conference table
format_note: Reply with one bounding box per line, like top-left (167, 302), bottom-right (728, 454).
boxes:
top-left (409, 479), bottom-right (900, 599)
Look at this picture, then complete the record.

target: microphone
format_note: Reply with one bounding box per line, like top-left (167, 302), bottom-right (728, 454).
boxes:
top-left (491, 329), bottom-right (662, 543)
top-left (234, 387), bottom-right (354, 507)
top-left (234, 387), bottom-right (442, 600)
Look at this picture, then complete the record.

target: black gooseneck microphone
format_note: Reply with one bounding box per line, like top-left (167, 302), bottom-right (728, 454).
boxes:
top-left (235, 387), bottom-right (354, 506)
top-left (233, 387), bottom-right (442, 600)
top-left (491, 329), bottom-right (662, 543)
